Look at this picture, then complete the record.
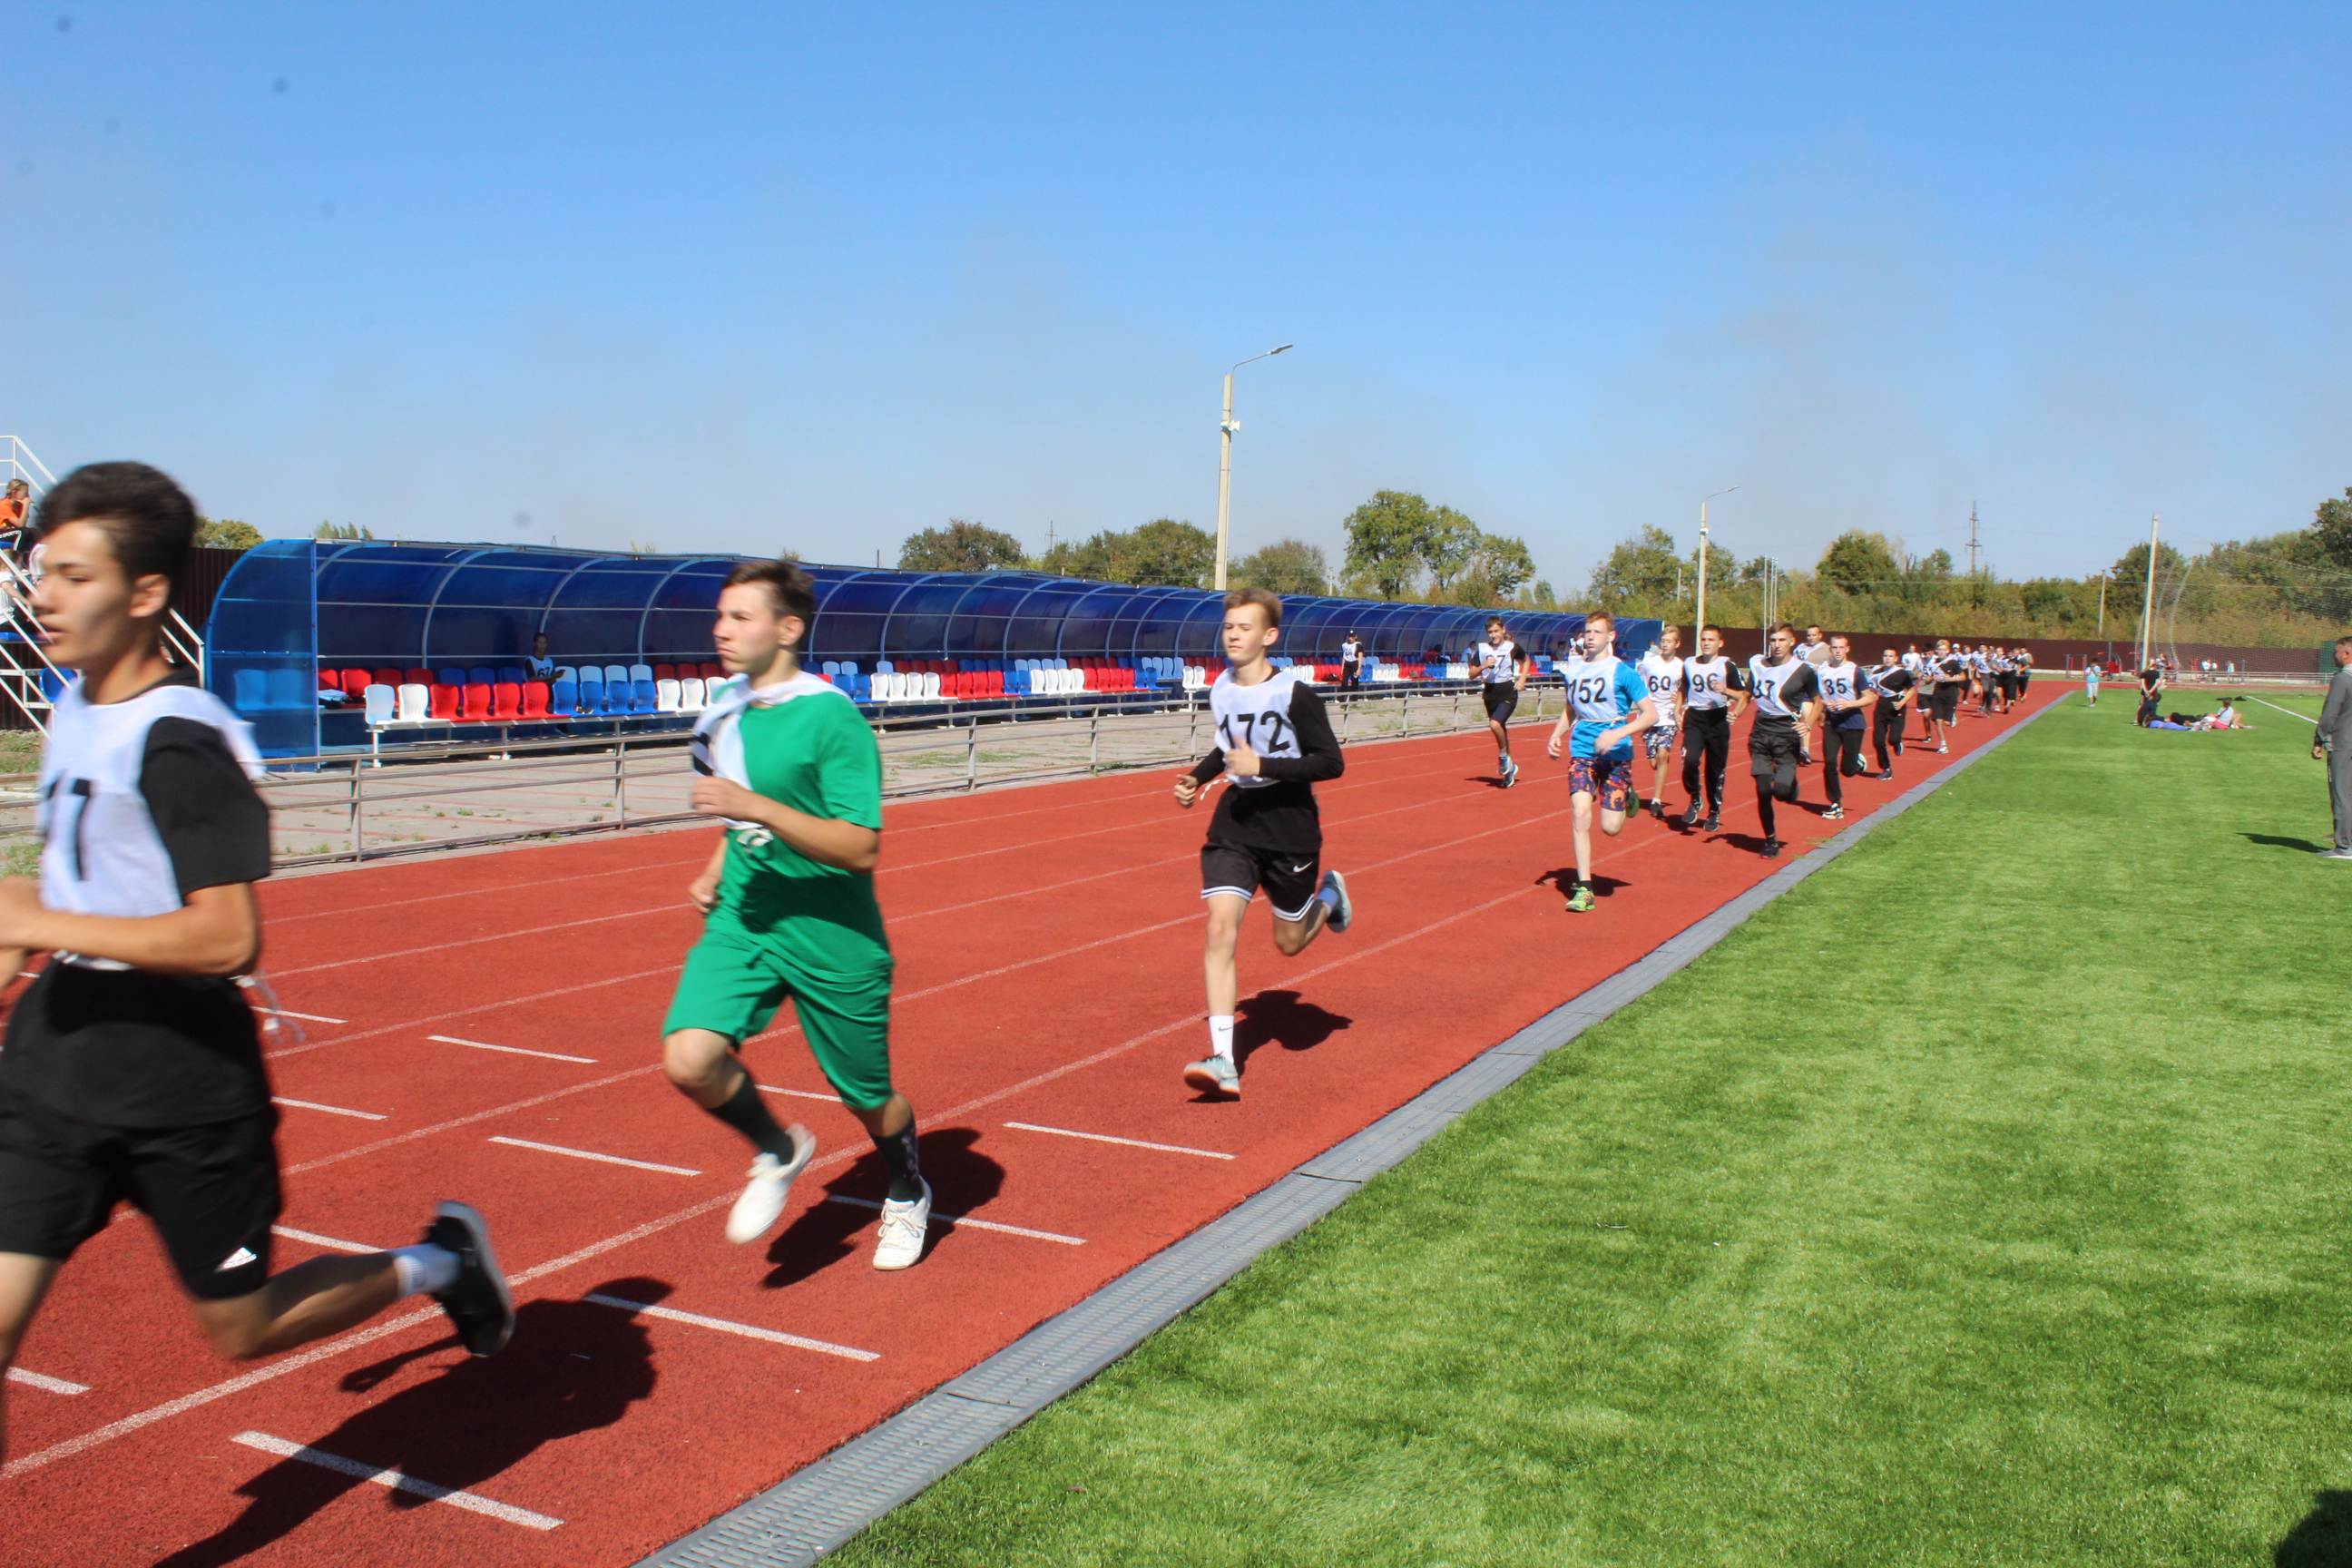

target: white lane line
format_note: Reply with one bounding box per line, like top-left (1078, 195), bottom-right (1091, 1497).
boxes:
top-left (486, 1135), bottom-right (699, 1177)
top-left (7, 1367), bottom-right (88, 1396)
top-left (583, 1295), bottom-right (880, 1362)
top-left (230, 1430), bottom-right (563, 1530)
top-left (266, 1008), bottom-right (348, 1024)
top-left (272, 1225), bottom-right (378, 1254)
top-left (825, 1194), bottom-right (1084, 1246)
top-left (428, 1034), bottom-right (597, 1063)
top-left (272, 1096), bottom-right (387, 1122)
top-left (1003, 1121), bottom-right (1234, 1160)
top-left (758, 1083), bottom-right (836, 1102)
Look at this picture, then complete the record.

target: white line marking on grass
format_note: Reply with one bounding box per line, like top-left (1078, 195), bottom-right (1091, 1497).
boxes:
top-left (271, 1096), bottom-right (387, 1122)
top-left (272, 1225), bottom-right (378, 1254)
top-left (757, 1084), bottom-right (836, 1102)
top-left (264, 1008), bottom-right (347, 1024)
top-left (583, 1295), bottom-right (880, 1361)
top-left (1004, 1121), bottom-right (1233, 1160)
top-left (428, 1034), bottom-right (597, 1063)
top-left (825, 1194), bottom-right (1083, 1245)
top-left (7, 1367), bottom-right (87, 1395)
top-left (2249, 695), bottom-right (2317, 722)
top-left (487, 1135), bottom-right (699, 1176)
top-left (229, 1430), bottom-right (563, 1530)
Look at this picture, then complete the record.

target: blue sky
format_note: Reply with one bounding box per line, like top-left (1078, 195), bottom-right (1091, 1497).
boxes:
top-left (5, 3), bottom-right (2348, 586)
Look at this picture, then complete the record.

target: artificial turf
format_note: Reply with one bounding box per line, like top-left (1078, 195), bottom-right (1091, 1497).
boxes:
top-left (834, 691), bottom-right (2352, 1567)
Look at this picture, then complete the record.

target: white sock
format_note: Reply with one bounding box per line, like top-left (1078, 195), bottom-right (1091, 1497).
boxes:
top-left (1208, 1014), bottom-right (1235, 1062)
top-left (390, 1242), bottom-right (460, 1298)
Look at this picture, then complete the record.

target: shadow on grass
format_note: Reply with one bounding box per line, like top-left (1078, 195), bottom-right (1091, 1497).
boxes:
top-left (2244, 833), bottom-right (2330, 854)
top-left (2276, 1490), bottom-right (2352, 1566)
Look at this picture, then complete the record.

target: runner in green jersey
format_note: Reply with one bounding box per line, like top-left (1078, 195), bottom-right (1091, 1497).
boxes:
top-left (661, 559), bottom-right (927, 1271)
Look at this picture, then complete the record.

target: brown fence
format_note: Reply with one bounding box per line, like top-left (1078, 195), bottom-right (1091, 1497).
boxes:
top-left (172, 545), bottom-right (245, 633)
top-left (1642, 623), bottom-right (2328, 675)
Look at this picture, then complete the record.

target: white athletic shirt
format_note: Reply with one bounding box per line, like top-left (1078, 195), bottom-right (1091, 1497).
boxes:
top-left (39, 678), bottom-right (264, 950)
top-left (1797, 640), bottom-right (1830, 666)
top-left (1475, 639), bottom-right (1518, 684)
top-left (1747, 654), bottom-right (1818, 723)
top-left (1635, 651), bottom-right (1683, 727)
top-left (1681, 654), bottom-right (1735, 710)
top-left (1816, 659), bottom-right (1867, 726)
top-left (1564, 654), bottom-right (1641, 725)
top-left (1340, 638), bottom-right (1362, 667)
top-left (1210, 666), bottom-right (1313, 791)
top-left (1901, 651), bottom-right (1924, 674)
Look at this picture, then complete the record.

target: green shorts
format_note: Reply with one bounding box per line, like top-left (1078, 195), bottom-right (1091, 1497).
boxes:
top-left (662, 924), bottom-right (896, 1110)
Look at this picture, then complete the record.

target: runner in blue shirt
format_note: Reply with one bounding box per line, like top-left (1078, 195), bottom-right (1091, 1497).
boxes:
top-left (1544, 611), bottom-right (1656, 913)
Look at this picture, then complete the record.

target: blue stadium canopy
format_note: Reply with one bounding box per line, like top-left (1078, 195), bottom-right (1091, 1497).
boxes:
top-left (204, 539), bottom-right (1649, 755)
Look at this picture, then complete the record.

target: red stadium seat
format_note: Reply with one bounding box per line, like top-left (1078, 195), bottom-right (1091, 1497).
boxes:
top-left (372, 667), bottom-right (402, 689)
top-left (699, 662), bottom-right (722, 681)
top-left (458, 682), bottom-right (492, 720)
top-left (653, 663), bottom-right (676, 681)
top-left (404, 667), bottom-right (433, 687)
top-left (430, 683), bottom-right (460, 720)
top-left (340, 670), bottom-right (372, 697)
top-left (521, 681), bottom-right (550, 718)
top-left (318, 669), bottom-right (344, 692)
top-left (493, 681), bottom-right (522, 720)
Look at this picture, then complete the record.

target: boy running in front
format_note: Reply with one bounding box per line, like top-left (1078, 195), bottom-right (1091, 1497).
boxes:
top-left (1745, 622), bottom-right (1820, 859)
top-left (0, 465), bottom-right (513, 1464)
top-left (662, 560), bottom-right (929, 1269)
top-left (1546, 612), bottom-right (1656, 912)
top-left (1677, 624), bottom-right (1746, 831)
top-left (1473, 616), bottom-right (1526, 786)
top-left (1175, 589), bottom-right (1351, 1099)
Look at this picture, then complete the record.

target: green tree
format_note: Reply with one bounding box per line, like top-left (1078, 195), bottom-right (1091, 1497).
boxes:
top-left (1421, 506), bottom-right (1479, 591)
top-left (1817, 531), bottom-right (1901, 597)
top-left (313, 521), bottom-right (374, 541)
top-left (899, 518), bottom-right (1027, 573)
top-left (1587, 525), bottom-right (1681, 606)
top-left (1235, 538), bottom-right (1329, 595)
top-left (1473, 533), bottom-right (1536, 600)
top-left (196, 517), bottom-right (262, 550)
top-left (1039, 518), bottom-right (1215, 586)
top-left (1342, 490), bottom-right (1435, 599)
top-left (2111, 541), bottom-right (2187, 594)
top-left (2313, 487), bottom-right (2352, 569)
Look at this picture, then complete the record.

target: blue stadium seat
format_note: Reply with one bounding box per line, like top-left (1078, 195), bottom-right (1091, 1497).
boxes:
top-left (232, 669), bottom-right (267, 711)
top-left (496, 666), bottom-right (527, 685)
top-left (629, 663), bottom-right (654, 685)
top-left (467, 666), bottom-right (497, 687)
top-left (268, 668), bottom-right (310, 710)
top-left (631, 679), bottom-right (657, 713)
top-left (578, 676), bottom-right (604, 713)
top-left (552, 678), bottom-right (578, 715)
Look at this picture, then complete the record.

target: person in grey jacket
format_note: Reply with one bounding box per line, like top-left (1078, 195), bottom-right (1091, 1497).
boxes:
top-left (2314, 636), bottom-right (2352, 858)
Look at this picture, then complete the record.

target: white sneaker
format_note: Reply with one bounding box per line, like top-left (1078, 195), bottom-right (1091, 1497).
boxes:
top-left (872, 1178), bottom-right (931, 1270)
top-left (1183, 1054), bottom-right (1240, 1097)
top-left (724, 1126), bottom-right (815, 1244)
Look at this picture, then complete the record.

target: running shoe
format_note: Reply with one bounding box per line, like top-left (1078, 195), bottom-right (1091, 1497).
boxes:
top-left (725, 1126), bottom-right (817, 1244)
top-left (1318, 868), bottom-right (1353, 934)
top-left (1650, 798), bottom-right (1667, 820)
top-left (1798, 749), bottom-right (1813, 766)
top-left (1681, 800), bottom-right (1704, 828)
top-left (1183, 1054), bottom-right (1240, 1097)
top-left (1760, 838), bottom-right (1783, 859)
top-left (1701, 813), bottom-right (1720, 833)
top-left (1937, 743), bottom-right (1949, 754)
top-left (872, 1178), bottom-right (932, 1271)
top-left (1823, 804), bottom-right (1845, 821)
top-left (2318, 848), bottom-right (2352, 860)
top-left (422, 1200), bottom-right (514, 1357)
top-left (1564, 884), bottom-right (1596, 913)
top-left (1500, 757), bottom-right (1519, 789)
top-left (1879, 768), bottom-right (1896, 781)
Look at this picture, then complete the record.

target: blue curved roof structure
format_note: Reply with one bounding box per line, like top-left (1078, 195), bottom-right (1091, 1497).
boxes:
top-left (204, 539), bottom-right (1650, 756)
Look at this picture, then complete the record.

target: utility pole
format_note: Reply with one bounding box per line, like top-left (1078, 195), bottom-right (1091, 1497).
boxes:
top-left (1966, 503), bottom-right (1981, 578)
top-left (1213, 346), bottom-right (1292, 591)
top-left (2137, 515), bottom-right (2161, 671)
top-left (1694, 486), bottom-right (1737, 641)
top-left (2095, 572), bottom-right (2108, 639)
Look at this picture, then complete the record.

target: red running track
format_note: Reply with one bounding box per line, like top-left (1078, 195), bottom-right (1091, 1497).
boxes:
top-left (0, 689), bottom-right (2056, 1565)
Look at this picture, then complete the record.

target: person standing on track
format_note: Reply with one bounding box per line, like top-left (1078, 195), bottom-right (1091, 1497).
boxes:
top-left (1867, 646), bottom-right (1915, 779)
top-left (1746, 622), bottom-right (1820, 860)
top-left (1175, 588), bottom-right (1352, 1099)
top-left (1546, 612), bottom-right (1656, 912)
top-left (1339, 630), bottom-right (1363, 693)
top-left (1814, 634), bottom-right (1870, 821)
top-left (0, 464), bottom-right (514, 1465)
top-left (1677, 624), bottom-right (1745, 832)
top-left (661, 559), bottom-right (931, 1270)
top-left (1634, 624), bottom-right (1685, 819)
top-left (1473, 616), bottom-right (1527, 787)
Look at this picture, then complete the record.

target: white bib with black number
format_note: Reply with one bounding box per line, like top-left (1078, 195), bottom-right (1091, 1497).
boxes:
top-left (1682, 655), bottom-right (1732, 710)
top-left (1816, 660), bottom-right (1863, 708)
top-left (1747, 656), bottom-right (1808, 720)
top-left (1211, 668), bottom-right (1307, 790)
top-left (1636, 652), bottom-right (1682, 727)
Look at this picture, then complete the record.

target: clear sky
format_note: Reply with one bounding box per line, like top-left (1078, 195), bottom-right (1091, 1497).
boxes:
top-left (5, 3), bottom-right (2348, 585)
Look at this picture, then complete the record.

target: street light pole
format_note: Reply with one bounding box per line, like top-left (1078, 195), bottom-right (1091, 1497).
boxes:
top-left (1214, 345), bottom-right (1292, 592)
top-left (1694, 486), bottom-right (1739, 642)
top-left (2136, 514), bottom-right (2161, 671)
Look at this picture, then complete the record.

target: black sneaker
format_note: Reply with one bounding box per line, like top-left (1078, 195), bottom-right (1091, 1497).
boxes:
top-left (423, 1200), bottom-right (514, 1357)
top-left (1680, 801), bottom-right (1703, 828)
top-left (1760, 838), bottom-right (1783, 859)
top-left (1701, 813), bottom-right (1720, 833)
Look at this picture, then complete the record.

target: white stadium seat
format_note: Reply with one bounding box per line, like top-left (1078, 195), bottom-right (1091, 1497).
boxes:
top-left (397, 682), bottom-right (428, 721)
top-left (656, 679), bottom-right (681, 712)
top-left (363, 684), bottom-right (396, 725)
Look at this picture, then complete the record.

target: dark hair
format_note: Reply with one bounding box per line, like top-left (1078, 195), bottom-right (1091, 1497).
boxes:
top-left (1769, 621), bottom-right (1798, 639)
top-left (31, 461), bottom-right (198, 592)
top-left (724, 558), bottom-right (818, 644)
top-left (1224, 586), bottom-right (1282, 628)
top-left (1700, 623), bottom-right (1722, 638)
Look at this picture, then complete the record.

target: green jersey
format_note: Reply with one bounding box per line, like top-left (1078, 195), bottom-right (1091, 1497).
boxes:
top-left (700, 671), bottom-right (890, 980)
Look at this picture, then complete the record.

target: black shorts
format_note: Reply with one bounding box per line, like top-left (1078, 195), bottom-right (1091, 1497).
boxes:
top-left (1749, 721), bottom-right (1803, 783)
top-left (1480, 683), bottom-right (1519, 721)
top-left (1201, 842), bottom-right (1321, 923)
top-left (1931, 685), bottom-right (1961, 723)
top-left (0, 1087), bottom-right (280, 1300)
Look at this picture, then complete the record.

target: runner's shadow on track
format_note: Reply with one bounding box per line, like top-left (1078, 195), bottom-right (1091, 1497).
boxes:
top-left (152, 1279), bottom-right (668, 1568)
top-left (762, 1128), bottom-right (1003, 1288)
top-left (1230, 990), bottom-right (1352, 1070)
top-left (2244, 833), bottom-right (2329, 854)
top-left (1534, 868), bottom-right (1629, 898)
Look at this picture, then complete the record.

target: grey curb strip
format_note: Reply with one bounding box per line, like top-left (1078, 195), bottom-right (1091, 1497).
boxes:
top-left (637, 700), bottom-right (2066, 1568)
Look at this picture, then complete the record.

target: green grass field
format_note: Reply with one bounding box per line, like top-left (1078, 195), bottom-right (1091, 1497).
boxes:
top-left (836, 692), bottom-right (2352, 1567)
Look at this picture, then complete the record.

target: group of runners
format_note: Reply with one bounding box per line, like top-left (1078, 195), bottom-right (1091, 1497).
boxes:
top-left (0, 459), bottom-right (2042, 1481)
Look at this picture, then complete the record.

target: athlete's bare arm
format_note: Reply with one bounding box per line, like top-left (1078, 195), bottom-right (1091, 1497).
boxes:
top-left (688, 777), bottom-right (879, 874)
top-left (0, 878), bottom-right (259, 977)
top-left (687, 838), bottom-right (728, 911)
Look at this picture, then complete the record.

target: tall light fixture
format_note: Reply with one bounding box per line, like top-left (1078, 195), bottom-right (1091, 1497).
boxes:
top-left (1214, 345), bottom-right (1292, 591)
top-left (1693, 486), bottom-right (1739, 642)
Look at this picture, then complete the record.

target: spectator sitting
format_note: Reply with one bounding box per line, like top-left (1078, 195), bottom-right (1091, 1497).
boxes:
top-left (525, 632), bottom-right (556, 683)
top-left (0, 477), bottom-right (26, 550)
top-left (2205, 698), bottom-right (2245, 730)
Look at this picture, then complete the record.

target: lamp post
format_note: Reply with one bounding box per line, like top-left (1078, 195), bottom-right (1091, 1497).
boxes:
top-left (1214, 344), bottom-right (1292, 591)
top-left (2136, 515), bottom-right (2161, 672)
top-left (1693, 486), bottom-right (1739, 642)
